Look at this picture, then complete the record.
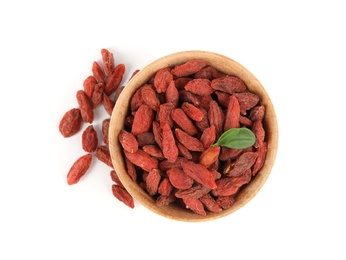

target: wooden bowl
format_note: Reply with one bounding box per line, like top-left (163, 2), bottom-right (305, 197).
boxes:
top-left (109, 50), bottom-right (278, 222)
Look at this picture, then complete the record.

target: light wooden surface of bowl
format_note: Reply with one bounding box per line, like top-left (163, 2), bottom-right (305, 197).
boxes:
top-left (109, 50), bottom-right (278, 222)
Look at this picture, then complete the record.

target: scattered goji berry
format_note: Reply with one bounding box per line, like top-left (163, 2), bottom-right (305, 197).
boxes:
top-left (101, 48), bottom-right (115, 77)
top-left (101, 118), bottom-right (110, 145)
top-left (102, 93), bottom-right (115, 116)
top-left (67, 154), bottom-right (92, 185)
top-left (112, 184), bottom-right (135, 209)
top-left (76, 90), bottom-right (94, 123)
top-left (92, 61), bottom-right (105, 83)
top-left (95, 145), bottom-right (113, 168)
top-left (82, 125), bottom-right (98, 153)
top-left (59, 108), bottom-right (82, 138)
top-left (83, 75), bottom-right (97, 98)
top-left (104, 63), bottom-right (125, 96)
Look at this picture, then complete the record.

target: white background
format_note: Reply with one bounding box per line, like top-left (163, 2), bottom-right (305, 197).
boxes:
top-left (1, 0), bottom-right (345, 259)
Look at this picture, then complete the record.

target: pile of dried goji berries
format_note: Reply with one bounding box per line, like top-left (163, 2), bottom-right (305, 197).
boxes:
top-left (59, 49), bottom-right (268, 215)
top-left (118, 59), bottom-right (268, 215)
top-left (59, 48), bottom-right (136, 208)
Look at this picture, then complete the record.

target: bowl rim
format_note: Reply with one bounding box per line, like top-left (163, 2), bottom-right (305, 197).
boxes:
top-left (109, 50), bottom-right (278, 222)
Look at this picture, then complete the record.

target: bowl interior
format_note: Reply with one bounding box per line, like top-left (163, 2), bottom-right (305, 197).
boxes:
top-left (109, 50), bottom-right (278, 222)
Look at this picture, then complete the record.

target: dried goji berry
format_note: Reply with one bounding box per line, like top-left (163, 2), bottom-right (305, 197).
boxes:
top-left (166, 167), bottom-right (194, 190)
top-left (101, 48), bottom-right (115, 77)
top-left (95, 145), bottom-right (113, 168)
top-left (208, 100), bottom-right (224, 138)
top-left (131, 104), bottom-right (154, 136)
top-left (176, 141), bottom-right (193, 160)
top-left (141, 84), bottom-right (161, 111)
top-left (152, 121), bottom-right (163, 148)
top-left (199, 146), bottom-right (220, 168)
top-left (136, 132), bottom-right (156, 147)
top-left (181, 102), bottom-right (204, 122)
top-left (227, 152), bottom-right (257, 177)
top-left (112, 184), bottom-right (135, 209)
top-left (92, 61), bottom-right (105, 83)
top-left (125, 157), bottom-right (137, 182)
top-left (174, 128), bottom-right (204, 152)
top-left (153, 67), bottom-right (173, 93)
top-left (161, 123), bottom-right (179, 162)
top-left (113, 85), bottom-right (124, 103)
top-left (214, 91), bottom-right (230, 107)
top-left (200, 125), bottom-right (216, 149)
top-left (195, 107), bottom-right (210, 132)
top-left (130, 87), bottom-right (144, 111)
top-left (158, 103), bottom-right (175, 128)
top-left (102, 93), bottom-right (115, 116)
top-left (171, 59), bottom-right (207, 77)
top-left (219, 147), bottom-right (244, 161)
top-left (200, 194), bottom-right (222, 213)
top-left (156, 194), bottom-right (176, 207)
top-left (110, 170), bottom-right (124, 188)
top-left (252, 120), bottom-right (265, 148)
top-left (198, 94), bottom-right (213, 111)
top-left (182, 161), bottom-right (217, 189)
top-left (216, 196), bottom-right (235, 210)
top-left (249, 105), bottom-right (265, 122)
top-left (159, 157), bottom-right (188, 171)
top-left (182, 197), bottom-right (206, 215)
top-left (252, 142), bottom-right (267, 176)
top-left (175, 185), bottom-right (211, 199)
top-left (82, 125), bottom-right (98, 153)
top-left (234, 92), bottom-right (260, 112)
top-left (124, 149), bottom-right (158, 172)
top-left (146, 168), bottom-right (161, 196)
top-left (158, 177), bottom-right (173, 196)
top-left (179, 90), bottom-right (201, 107)
top-left (83, 75), bottom-right (97, 98)
top-left (118, 129), bottom-right (139, 153)
top-left (91, 83), bottom-right (104, 109)
top-left (174, 77), bottom-right (193, 89)
top-left (212, 172), bottom-right (252, 197)
top-left (171, 108), bottom-right (198, 136)
top-left (224, 95), bottom-right (240, 131)
top-left (194, 66), bottom-right (226, 80)
top-left (59, 108), bottom-right (82, 138)
top-left (105, 63), bottom-right (125, 96)
top-left (165, 81), bottom-right (179, 107)
top-left (239, 116), bottom-right (253, 127)
top-left (211, 76), bottom-right (247, 94)
top-left (143, 145), bottom-right (164, 159)
top-left (101, 118), bottom-right (110, 145)
top-left (67, 153), bottom-right (92, 185)
top-left (184, 78), bottom-right (213, 96)
top-left (76, 90), bottom-right (94, 123)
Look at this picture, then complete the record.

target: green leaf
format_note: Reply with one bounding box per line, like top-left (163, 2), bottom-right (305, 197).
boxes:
top-left (213, 128), bottom-right (256, 149)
